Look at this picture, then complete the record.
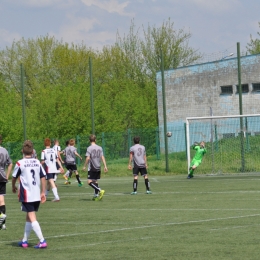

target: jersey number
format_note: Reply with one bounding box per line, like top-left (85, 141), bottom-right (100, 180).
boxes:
top-left (137, 148), bottom-right (142, 157)
top-left (0, 153), bottom-right (5, 167)
top-left (92, 149), bottom-right (101, 159)
top-left (31, 169), bottom-right (36, 186)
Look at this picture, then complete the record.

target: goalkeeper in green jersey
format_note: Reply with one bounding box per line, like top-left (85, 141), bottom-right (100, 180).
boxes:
top-left (187, 141), bottom-right (206, 179)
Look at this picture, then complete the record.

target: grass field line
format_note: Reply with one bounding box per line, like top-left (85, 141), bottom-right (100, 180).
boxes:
top-left (47, 237), bottom-right (154, 250)
top-left (210, 224), bottom-right (260, 231)
top-left (63, 190), bottom-right (260, 195)
top-left (59, 190), bottom-right (260, 196)
top-left (6, 190), bottom-right (260, 199)
top-left (3, 208), bottom-right (260, 214)
top-left (79, 177), bottom-right (260, 183)
top-left (1, 213), bottom-right (259, 245)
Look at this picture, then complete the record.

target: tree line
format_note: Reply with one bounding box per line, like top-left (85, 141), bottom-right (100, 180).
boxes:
top-left (0, 19), bottom-right (259, 143)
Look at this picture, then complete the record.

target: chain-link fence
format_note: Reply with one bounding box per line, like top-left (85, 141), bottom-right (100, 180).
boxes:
top-left (3, 128), bottom-right (160, 164)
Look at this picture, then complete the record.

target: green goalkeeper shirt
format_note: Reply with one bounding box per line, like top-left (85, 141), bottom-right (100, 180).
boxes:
top-left (192, 145), bottom-right (207, 161)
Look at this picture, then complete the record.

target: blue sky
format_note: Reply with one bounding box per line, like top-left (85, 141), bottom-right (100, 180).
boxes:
top-left (0, 0), bottom-right (259, 58)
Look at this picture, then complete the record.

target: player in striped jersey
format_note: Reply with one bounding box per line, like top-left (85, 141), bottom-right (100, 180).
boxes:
top-left (52, 139), bottom-right (64, 183)
top-left (12, 140), bottom-right (47, 248)
top-left (41, 138), bottom-right (62, 201)
top-left (128, 136), bottom-right (152, 195)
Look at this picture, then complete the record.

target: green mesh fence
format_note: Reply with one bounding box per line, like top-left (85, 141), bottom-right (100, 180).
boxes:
top-left (3, 128), bottom-right (160, 164)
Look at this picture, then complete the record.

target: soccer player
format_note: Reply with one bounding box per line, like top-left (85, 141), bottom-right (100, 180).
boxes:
top-left (64, 139), bottom-right (83, 187)
top-left (32, 149), bottom-right (37, 159)
top-left (52, 139), bottom-right (64, 183)
top-left (53, 139), bottom-right (64, 163)
top-left (41, 138), bottom-right (61, 201)
top-left (187, 141), bottom-right (207, 179)
top-left (12, 140), bottom-right (47, 248)
top-left (82, 134), bottom-right (108, 201)
top-left (0, 134), bottom-right (13, 230)
top-left (128, 136), bottom-right (152, 195)
top-left (22, 143), bottom-right (37, 159)
top-left (60, 140), bottom-right (70, 183)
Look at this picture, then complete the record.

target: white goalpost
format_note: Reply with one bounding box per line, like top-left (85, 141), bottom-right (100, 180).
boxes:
top-left (186, 114), bottom-right (260, 175)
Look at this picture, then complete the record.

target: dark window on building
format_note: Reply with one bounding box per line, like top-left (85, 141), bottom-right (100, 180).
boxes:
top-left (252, 83), bottom-right (260, 92)
top-left (220, 85), bottom-right (233, 95)
top-left (236, 84), bottom-right (249, 93)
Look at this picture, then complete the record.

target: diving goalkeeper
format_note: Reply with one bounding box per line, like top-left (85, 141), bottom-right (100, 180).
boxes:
top-left (187, 141), bottom-right (206, 179)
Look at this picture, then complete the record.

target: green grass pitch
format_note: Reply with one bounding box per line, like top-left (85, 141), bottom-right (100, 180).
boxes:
top-left (1, 174), bottom-right (260, 260)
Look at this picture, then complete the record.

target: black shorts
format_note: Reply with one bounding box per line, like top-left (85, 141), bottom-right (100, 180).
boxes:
top-left (133, 167), bottom-right (147, 176)
top-left (0, 182), bottom-right (6, 195)
top-left (64, 163), bottom-right (69, 170)
top-left (66, 164), bottom-right (77, 171)
top-left (46, 173), bottom-right (55, 180)
top-left (88, 171), bottom-right (101, 180)
top-left (21, 201), bottom-right (40, 212)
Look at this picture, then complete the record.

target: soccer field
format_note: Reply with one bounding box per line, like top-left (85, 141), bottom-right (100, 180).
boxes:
top-left (2, 174), bottom-right (260, 260)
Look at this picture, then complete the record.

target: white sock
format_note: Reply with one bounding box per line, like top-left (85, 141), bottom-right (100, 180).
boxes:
top-left (65, 171), bottom-right (69, 177)
top-left (31, 221), bottom-right (44, 242)
top-left (45, 190), bottom-right (49, 196)
top-left (52, 187), bottom-right (59, 200)
top-left (23, 222), bottom-right (32, 242)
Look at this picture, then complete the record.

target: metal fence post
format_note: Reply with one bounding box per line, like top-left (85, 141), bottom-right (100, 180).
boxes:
top-left (156, 127), bottom-right (160, 160)
top-left (128, 129), bottom-right (131, 152)
top-left (102, 132), bottom-right (105, 157)
top-left (76, 135), bottom-right (81, 165)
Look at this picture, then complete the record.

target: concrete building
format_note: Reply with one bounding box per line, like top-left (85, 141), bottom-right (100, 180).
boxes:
top-left (156, 54), bottom-right (260, 153)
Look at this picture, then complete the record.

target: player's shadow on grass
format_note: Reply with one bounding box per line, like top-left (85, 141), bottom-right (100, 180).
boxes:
top-left (10, 241), bottom-right (21, 247)
top-left (79, 198), bottom-right (103, 202)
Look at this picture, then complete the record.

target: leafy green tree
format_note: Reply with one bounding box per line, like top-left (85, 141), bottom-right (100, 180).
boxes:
top-left (116, 18), bottom-right (201, 80)
top-left (0, 36), bottom-right (95, 140)
top-left (93, 45), bottom-right (157, 132)
top-left (0, 19), bottom-right (200, 142)
top-left (0, 80), bottom-right (22, 141)
top-left (247, 22), bottom-right (260, 54)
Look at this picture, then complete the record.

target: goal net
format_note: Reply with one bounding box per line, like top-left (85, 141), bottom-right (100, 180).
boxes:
top-left (186, 114), bottom-right (260, 175)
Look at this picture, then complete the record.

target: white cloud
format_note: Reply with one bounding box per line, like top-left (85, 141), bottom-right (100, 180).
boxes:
top-left (4, 0), bottom-right (75, 8)
top-left (81, 0), bottom-right (133, 16)
top-left (0, 29), bottom-right (20, 47)
top-left (50, 16), bottom-right (116, 49)
top-left (0, 0), bottom-right (259, 54)
top-left (190, 0), bottom-right (241, 12)
top-left (25, 0), bottom-right (61, 6)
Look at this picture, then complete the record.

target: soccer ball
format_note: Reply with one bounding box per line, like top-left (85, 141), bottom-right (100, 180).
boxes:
top-left (166, 132), bottom-right (172, 137)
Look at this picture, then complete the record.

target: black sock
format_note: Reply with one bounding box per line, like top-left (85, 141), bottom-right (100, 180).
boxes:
top-left (95, 184), bottom-right (99, 195)
top-left (89, 182), bottom-right (100, 194)
top-left (76, 174), bottom-right (81, 184)
top-left (69, 170), bottom-right (73, 178)
top-left (145, 178), bottom-right (150, 191)
top-left (133, 179), bottom-right (138, 192)
top-left (0, 205), bottom-right (6, 214)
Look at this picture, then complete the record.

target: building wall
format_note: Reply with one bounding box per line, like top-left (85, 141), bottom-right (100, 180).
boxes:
top-left (156, 54), bottom-right (260, 152)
